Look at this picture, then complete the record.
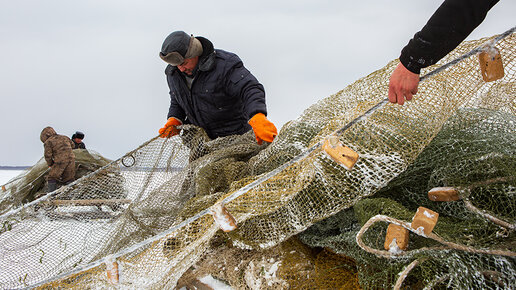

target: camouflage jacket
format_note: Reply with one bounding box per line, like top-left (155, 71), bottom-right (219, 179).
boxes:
top-left (40, 127), bottom-right (75, 166)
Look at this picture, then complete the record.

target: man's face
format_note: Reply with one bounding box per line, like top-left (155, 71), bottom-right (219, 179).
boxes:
top-left (73, 138), bottom-right (83, 143)
top-left (177, 56), bottom-right (199, 76)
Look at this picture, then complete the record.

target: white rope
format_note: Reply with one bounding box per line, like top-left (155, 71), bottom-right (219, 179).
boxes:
top-left (355, 214), bottom-right (516, 258)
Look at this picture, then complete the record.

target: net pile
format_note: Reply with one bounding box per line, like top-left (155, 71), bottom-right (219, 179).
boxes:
top-left (300, 108), bottom-right (515, 289)
top-left (0, 32), bottom-right (514, 289)
top-left (176, 234), bottom-right (359, 289)
top-left (0, 150), bottom-right (114, 216)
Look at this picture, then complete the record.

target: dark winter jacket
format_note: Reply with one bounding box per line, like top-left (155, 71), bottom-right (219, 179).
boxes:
top-left (72, 140), bottom-right (86, 149)
top-left (400, 0), bottom-right (499, 74)
top-left (165, 37), bottom-right (267, 139)
top-left (40, 127), bottom-right (75, 166)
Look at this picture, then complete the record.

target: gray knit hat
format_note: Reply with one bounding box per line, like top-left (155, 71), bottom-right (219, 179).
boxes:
top-left (159, 31), bottom-right (203, 66)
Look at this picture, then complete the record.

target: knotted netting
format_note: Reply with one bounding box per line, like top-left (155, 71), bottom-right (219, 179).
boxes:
top-left (300, 107), bottom-right (516, 289)
top-left (0, 31), bottom-right (514, 289)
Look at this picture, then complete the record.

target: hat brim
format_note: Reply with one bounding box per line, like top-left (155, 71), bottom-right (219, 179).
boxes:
top-left (159, 36), bottom-right (203, 66)
top-left (160, 51), bottom-right (184, 66)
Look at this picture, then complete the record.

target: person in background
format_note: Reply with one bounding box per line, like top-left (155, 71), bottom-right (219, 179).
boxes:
top-left (40, 127), bottom-right (76, 193)
top-left (71, 131), bottom-right (86, 149)
top-left (158, 31), bottom-right (277, 145)
top-left (388, 0), bottom-right (499, 105)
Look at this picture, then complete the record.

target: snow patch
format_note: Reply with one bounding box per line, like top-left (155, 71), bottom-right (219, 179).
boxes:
top-left (423, 210), bottom-right (435, 219)
top-left (199, 275), bottom-right (232, 290)
top-left (210, 203), bottom-right (236, 232)
top-left (388, 238), bottom-right (402, 255)
top-left (429, 187), bottom-right (449, 193)
top-left (413, 225), bottom-right (427, 237)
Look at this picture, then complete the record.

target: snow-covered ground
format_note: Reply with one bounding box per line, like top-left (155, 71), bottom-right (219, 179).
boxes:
top-left (0, 170), bottom-right (24, 185)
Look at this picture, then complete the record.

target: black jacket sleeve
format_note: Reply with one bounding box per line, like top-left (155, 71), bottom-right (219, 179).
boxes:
top-left (224, 55), bottom-right (267, 120)
top-left (400, 0), bottom-right (499, 74)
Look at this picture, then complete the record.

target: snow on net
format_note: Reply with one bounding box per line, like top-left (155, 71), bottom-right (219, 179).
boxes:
top-left (0, 32), bottom-right (514, 289)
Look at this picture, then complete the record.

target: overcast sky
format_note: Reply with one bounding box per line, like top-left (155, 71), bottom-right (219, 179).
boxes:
top-left (1, 0), bottom-right (514, 166)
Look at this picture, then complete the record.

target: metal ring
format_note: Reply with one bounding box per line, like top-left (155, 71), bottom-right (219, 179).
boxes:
top-left (121, 155), bottom-right (136, 167)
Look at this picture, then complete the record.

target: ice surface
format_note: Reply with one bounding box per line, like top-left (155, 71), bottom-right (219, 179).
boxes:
top-left (0, 170), bottom-right (24, 184)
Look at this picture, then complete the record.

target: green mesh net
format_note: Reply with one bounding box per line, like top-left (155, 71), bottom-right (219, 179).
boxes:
top-left (300, 108), bottom-right (515, 289)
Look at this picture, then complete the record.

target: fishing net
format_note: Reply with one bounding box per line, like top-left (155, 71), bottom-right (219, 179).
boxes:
top-left (176, 234), bottom-right (359, 290)
top-left (300, 107), bottom-right (516, 289)
top-left (0, 150), bottom-right (114, 216)
top-left (0, 31), bottom-right (514, 289)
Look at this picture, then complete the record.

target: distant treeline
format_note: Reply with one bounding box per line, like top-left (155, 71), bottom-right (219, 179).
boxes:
top-left (0, 166), bottom-right (30, 170)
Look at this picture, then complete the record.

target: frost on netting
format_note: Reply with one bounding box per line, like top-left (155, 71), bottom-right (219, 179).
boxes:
top-left (0, 33), bottom-right (514, 289)
top-left (301, 108), bottom-right (516, 289)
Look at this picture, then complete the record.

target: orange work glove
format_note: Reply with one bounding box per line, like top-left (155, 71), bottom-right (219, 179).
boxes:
top-left (248, 113), bottom-right (277, 145)
top-left (158, 117), bottom-right (182, 138)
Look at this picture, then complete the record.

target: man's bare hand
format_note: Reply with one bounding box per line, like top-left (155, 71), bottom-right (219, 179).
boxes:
top-left (388, 63), bottom-right (420, 105)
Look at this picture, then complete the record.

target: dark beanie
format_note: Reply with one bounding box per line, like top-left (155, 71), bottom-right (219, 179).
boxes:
top-left (74, 131), bottom-right (85, 139)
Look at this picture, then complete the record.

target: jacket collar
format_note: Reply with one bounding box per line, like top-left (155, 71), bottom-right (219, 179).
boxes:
top-left (196, 37), bottom-right (215, 72)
